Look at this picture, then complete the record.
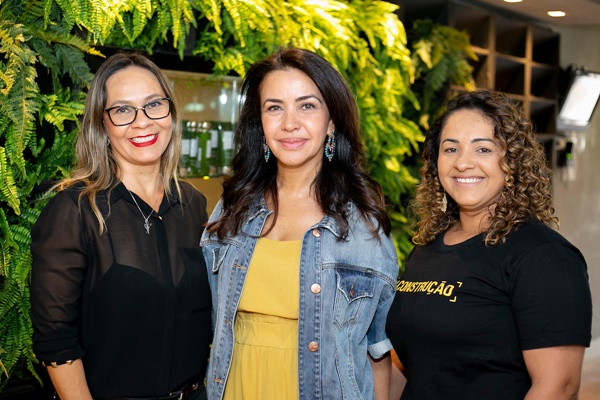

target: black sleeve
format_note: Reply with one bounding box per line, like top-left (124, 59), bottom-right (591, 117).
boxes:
top-left (511, 241), bottom-right (592, 350)
top-left (30, 191), bottom-right (87, 362)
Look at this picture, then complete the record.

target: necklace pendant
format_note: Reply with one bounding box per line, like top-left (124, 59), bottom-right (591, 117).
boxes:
top-left (128, 189), bottom-right (154, 235)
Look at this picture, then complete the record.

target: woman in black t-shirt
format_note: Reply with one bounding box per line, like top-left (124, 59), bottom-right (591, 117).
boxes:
top-left (30, 52), bottom-right (211, 400)
top-left (385, 90), bottom-right (592, 399)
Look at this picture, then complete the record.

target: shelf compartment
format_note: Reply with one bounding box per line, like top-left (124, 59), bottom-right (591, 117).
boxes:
top-left (531, 65), bottom-right (558, 99)
top-left (450, 3), bottom-right (491, 49)
top-left (494, 15), bottom-right (528, 58)
top-left (529, 100), bottom-right (557, 134)
top-left (531, 26), bottom-right (560, 65)
top-left (470, 52), bottom-right (491, 88)
top-left (494, 56), bottom-right (525, 95)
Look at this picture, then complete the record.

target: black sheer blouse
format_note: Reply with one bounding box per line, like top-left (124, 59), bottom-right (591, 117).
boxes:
top-left (30, 182), bottom-right (212, 398)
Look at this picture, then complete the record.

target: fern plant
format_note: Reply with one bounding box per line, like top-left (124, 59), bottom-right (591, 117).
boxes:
top-left (0, 0), bottom-right (95, 389)
top-left (46, 0), bottom-right (424, 259)
top-left (406, 19), bottom-right (478, 130)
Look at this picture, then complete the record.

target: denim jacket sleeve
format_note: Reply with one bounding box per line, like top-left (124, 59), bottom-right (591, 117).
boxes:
top-left (367, 268), bottom-right (397, 359)
top-left (200, 199), bottom-right (223, 327)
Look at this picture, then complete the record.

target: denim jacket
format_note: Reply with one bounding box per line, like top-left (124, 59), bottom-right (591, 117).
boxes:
top-left (200, 197), bottom-right (398, 400)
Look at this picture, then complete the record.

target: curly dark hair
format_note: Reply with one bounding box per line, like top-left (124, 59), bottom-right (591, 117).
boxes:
top-left (412, 89), bottom-right (558, 246)
top-left (207, 47), bottom-right (390, 239)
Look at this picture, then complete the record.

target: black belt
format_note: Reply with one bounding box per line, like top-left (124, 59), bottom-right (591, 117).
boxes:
top-left (100, 381), bottom-right (200, 400)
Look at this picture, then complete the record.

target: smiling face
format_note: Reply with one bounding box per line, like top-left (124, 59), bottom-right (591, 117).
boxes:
top-left (259, 68), bottom-right (334, 173)
top-left (437, 108), bottom-right (506, 216)
top-left (103, 66), bottom-right (172, 174)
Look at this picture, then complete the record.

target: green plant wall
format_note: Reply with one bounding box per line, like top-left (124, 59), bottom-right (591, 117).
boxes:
top-left (0, 0), bottom-right (474, 389)
top-left (0, 0), bottom-right (98, 387)
top-left (100, 0), bottom-right (426, 259)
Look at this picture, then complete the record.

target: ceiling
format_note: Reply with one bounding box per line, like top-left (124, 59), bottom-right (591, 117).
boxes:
top-left (464, 0), bottom-right (600, 27)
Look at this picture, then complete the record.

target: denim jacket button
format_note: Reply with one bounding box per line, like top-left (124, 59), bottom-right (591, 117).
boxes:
top-left (312, 228), bottom-right (322, 237)
top-left (310, 283), bottom-right (321, 294)
top-left (308, 341), bottom-right (319, 352)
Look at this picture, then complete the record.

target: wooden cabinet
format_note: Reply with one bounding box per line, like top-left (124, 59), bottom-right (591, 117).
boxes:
top-left (446, 2), bottom-right (560, 136)
top-left (399, 0), bottom-right (562, 165)
top-left (400, 1), bottom-right (560, 133)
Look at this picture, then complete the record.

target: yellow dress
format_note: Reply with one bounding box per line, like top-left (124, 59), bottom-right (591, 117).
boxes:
top-left (223, 237), bottom-right (301, 400)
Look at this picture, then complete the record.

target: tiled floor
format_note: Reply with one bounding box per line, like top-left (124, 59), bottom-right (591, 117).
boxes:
top-left (580, 345), bottom-right (600, 400)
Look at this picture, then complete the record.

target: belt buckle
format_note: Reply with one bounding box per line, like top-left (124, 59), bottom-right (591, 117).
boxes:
top-left (169, 381), bottom-right (198, 400)
top-left (168, 391), bottom-right (184, 400)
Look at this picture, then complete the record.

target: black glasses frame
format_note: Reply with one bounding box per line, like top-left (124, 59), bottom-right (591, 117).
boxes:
top-left (104, 97), bottom-right (172, 126)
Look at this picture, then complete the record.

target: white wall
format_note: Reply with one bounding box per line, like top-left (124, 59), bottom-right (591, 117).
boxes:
top-left (554, 26), bottom-right (600, 340)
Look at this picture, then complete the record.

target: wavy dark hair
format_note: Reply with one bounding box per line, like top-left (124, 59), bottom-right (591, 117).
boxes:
top-left (412, 89), bottom-right (557, 246)
top-left (207, 47), bottom-right (390, 239)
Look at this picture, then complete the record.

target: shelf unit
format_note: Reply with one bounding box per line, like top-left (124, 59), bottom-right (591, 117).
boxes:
top-left (448, 1), bottom-right (560, 136)
top-left (399, 0), bottom-right (562, 166)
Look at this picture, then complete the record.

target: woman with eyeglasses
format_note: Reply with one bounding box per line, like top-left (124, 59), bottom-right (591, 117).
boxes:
top-left (30, 52), bottom-right (211, 400)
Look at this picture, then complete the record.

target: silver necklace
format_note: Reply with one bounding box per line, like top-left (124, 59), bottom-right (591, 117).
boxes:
top-left (128, 190), bottom-right (153, 235)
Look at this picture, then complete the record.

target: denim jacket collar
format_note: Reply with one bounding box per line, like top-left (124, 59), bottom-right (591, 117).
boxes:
top-left (241, 196), bottom-right (344, 239)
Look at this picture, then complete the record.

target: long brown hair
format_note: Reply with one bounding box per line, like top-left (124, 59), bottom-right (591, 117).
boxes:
top-left (412, 89), bottom-right (557, 246)
top-left (55, 52), bottom-right (182, 233)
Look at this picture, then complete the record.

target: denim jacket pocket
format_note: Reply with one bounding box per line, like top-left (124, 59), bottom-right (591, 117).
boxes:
top-left (334, 268), bottom-right (375, 328)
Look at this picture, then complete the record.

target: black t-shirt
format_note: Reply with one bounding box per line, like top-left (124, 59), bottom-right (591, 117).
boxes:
top-left (30, 182), bottom-right (212, 398)
top-left (386, 220), bottom-right (592, 400)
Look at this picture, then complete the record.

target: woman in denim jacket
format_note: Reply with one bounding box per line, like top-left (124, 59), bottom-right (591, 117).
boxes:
top-left (201, 47), bottom-right (398, 400)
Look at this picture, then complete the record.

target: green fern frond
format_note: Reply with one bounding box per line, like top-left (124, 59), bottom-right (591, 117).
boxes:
top-left (12, 243), bottom-right (33, 284)
top-left (0, 280), bottom-right (34, 388)
top-left (194, 0), bottom-right (222, 34)
top-left (42, 0), bottom-right (58, 29)
top-left (131, 6), bottom-right (149, 40)
top-left (0, 209), bottom-right (15, 276)
top-left (0, 148), bottom-right (20, 216)
top-left (3, 67), bottom-right (39, 179)
top-left (222, 0), bottom-right (247, 48)
top-left (408, 19), bottom-right (476, 128)
top-left (53, 0), bottom-right (81, 30)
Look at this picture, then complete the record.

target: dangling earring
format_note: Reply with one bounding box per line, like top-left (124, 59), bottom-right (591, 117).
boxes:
top-left (324, 132), bottom-right (336, 162)
top-left (106, 136), bottom-right (111, 147)
top-left (263, 137), bottom-right (271, 162)
top-left (441, 192), bottom-right (447, 213)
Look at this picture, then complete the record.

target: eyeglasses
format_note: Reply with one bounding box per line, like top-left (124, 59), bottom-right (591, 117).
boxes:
top-left (104, 97), bottom-right (172, 126)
